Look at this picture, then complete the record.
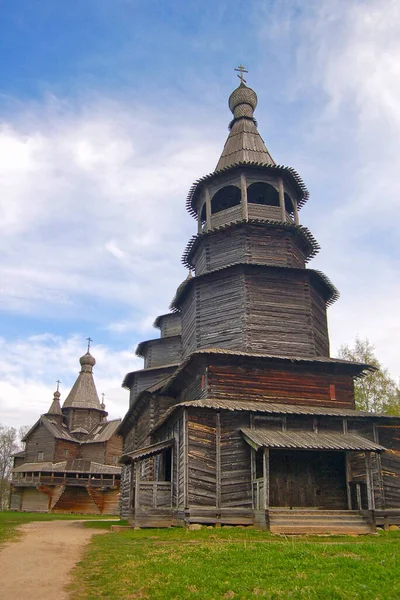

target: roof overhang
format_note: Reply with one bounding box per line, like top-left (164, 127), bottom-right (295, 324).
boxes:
top-left (241, 428), bottom-right (385, 452)
top-left (170, 263), bottom-right (339, 310)
top-left (120, 439), bottom-right (175, 464)
top-left (151, 397), bottom-right (396, 434)
top-left (182, 221), bottom-right (320, 270)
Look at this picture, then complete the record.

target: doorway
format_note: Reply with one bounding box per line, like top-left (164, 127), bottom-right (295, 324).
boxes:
top-left (269, 450), bottom-right (347, 509)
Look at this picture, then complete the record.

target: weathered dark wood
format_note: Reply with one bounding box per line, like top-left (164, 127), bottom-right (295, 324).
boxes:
top-left (118, 82), bottom-right (400, 532)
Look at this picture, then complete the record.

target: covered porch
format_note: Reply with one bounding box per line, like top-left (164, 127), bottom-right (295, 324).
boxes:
top-left (242, 428), bottom-right (385, 532)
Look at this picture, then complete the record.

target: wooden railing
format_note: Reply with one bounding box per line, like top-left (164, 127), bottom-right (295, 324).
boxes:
top-left (252, 479), bottom-right (265, 510)
top-left (12, 474), bottom-right (119, 488)
top-left (136, 481), bottom-right (172, 510)
top-left (203, 204), bottom-right (296, 232)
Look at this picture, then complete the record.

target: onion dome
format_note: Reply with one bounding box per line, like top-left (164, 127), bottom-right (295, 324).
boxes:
top-left (229, 83), bottom-right (258, 120)
top-left (215, 78), bottom-right (275, 171)
top-left (79, 351), bottom-right (96, 372)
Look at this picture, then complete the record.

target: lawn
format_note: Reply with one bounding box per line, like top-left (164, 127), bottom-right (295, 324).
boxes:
top-left (70, 525), bottom-right (400, 600)
top-left (0, 510), bottom-right (116, 545)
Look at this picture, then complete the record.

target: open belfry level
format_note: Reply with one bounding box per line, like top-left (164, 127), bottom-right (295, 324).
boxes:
top-left (118, 73), bottom-right (400, 534)
top-left (10, 349), bottom-right (122, 514)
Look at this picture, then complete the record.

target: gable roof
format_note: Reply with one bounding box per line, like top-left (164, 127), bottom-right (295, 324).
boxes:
top-left (22, 416), bottom-right (77, 443)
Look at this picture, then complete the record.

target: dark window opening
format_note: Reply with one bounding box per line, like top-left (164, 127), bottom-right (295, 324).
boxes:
top-left (248, 182), bottom-right (279, 207)
top-left (211, 186), bottom-right (241, 214)
top-left (158, 447), bottom-right (172, 482)
top-left (255, 449), bottom-right (264, 479)
top-left (284, 192), bottom-right (294, 214)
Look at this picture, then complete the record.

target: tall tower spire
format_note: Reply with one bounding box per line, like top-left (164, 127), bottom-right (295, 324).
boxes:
top-left (62, 343), bottom-right (106, 433)
top-left (215, 68), bottom-right (275, 171)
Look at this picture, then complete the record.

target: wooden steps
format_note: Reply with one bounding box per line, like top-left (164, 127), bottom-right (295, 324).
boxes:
top-left (269, 510), bottom-right (375, 535)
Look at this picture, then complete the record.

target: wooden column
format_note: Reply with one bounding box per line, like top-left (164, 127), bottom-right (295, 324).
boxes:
top-left (373, 425), bottom-right (385, 509)
top-left (263, 448), bottom-right (270, 509)
top-left (365, 452), bottom-right (375, 510)
top-left (135, 463), bottom-right (140, 512)
top-left (241, 172), bottom-right (248, 221)
top-left (216, 412), bottom-right (221, 509)
top-left (345, 452), bottom-right (352, 510)
top-left (197, 205), bottom-right (202, 234)
top-left (205, 187), bottom-right (212, 231)
top-left (278, 177), bottom-right (286, 223)
top-left (250, 448), bottom-right (256, 509)
top-left (183, 410), bottom-right (189, 509)
top-left (293, 198), bottom-right (300, 225)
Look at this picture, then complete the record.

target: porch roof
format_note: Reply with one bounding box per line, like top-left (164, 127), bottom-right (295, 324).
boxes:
top-left (241, 428), bottom-right (386, 452)
top-left (120, 439), bottom-right (174, 464)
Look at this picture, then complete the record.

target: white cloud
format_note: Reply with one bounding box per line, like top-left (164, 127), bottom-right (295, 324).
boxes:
top-left (0, 334), bottom-right (141, 429)
top-left (0, 98), bottom-right (221, 321)
top-left (257, 0), bottom-right (400, 379)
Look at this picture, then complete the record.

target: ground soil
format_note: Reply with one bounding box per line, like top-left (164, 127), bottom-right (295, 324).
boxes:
top-left (0, 520), bottom-right (106, 599)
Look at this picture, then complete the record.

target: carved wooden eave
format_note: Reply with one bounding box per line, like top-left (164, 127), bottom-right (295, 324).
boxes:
top-left (170, 263), bottom-right (340, 310)
top-left (182, 220), bottom-right (321, 270)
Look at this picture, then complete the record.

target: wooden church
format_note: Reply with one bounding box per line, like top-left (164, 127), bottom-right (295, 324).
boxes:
top-left (10, 347), bottom-right (122, 514)
top-left (118, 71), bottom-right (400, 533)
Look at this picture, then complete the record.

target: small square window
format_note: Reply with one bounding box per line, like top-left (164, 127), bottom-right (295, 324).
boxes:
top-left (63, 449), bottom-right (69, 457)
top-left (37, 451), bottom-right (44, 461)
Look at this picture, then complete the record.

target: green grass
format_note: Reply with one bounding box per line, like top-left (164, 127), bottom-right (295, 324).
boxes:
top-left (0, 510), bottom-right (116, 545)
top-left (70, 527), bottom-right (400, 600)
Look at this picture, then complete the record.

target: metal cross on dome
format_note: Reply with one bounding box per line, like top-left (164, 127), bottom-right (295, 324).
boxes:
top-left (235, 64), bottom-right (248, 84)
top-left (56, 380), bottom-right (61, 392)
top-left (86, 337), bottom-right (93, 352)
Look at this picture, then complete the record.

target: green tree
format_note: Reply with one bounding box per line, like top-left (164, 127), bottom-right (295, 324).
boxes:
top-left (338, 337), bottom-right (400, 414)
top-left (0, 424), bottom-right (20, 509)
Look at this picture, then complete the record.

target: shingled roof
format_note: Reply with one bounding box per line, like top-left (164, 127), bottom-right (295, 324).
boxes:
top-left (62, 351), bottom-right (102, 411)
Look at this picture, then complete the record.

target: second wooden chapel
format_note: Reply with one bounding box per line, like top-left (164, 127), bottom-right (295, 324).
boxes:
top-left (118, 71), bottom-right (400, 534)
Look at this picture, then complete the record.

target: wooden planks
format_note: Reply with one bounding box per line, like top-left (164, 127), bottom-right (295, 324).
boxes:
top-left (207, 363), bottom-right (356, 409)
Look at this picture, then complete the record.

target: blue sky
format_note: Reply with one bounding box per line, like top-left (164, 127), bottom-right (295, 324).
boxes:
top-left (1, 0), bottom-right (399, 428)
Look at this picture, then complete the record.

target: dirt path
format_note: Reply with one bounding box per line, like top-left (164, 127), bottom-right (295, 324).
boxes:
top-left (0, 520), bottom-right (106, 600)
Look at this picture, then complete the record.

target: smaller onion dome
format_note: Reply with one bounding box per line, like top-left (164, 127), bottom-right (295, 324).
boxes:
top-left (47, 388), bottom-right (62, 415)
top-left (228, 83), bottom-right (258, 120)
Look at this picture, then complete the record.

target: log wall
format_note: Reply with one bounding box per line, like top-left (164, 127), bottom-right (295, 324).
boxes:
top-left (179, 265), bottom-right (330, 359)
top-left (54, 440), bottom-right (80, 462)
top-left (157, 313), bottom-right (182, 338)
top-left (129, 366), bottom-right (178, 407)
top-left (191, 225), bottom-right (308, 276)
top-left (25, 424), bottom-right (56, 463)
top-left (207, 364), bottom-right (356, 409)
top-left (142, 336), bottom-right (182, 369)
top-left (377, 426), bottom-right (400, 508)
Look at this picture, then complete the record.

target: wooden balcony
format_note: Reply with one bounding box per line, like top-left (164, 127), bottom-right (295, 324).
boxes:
top-left (12, 473), bottom-right (120, 489)
top-left (204, 204), bottom-right (295, 232)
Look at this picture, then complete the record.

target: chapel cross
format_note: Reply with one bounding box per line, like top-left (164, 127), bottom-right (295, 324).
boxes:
top-left (235, 64), bottom-right (248, 84)
top-left (56, 380), bottom-right (61, 392)
top-left (86, 337), bottom-right (93, 352)
top-left (101, 393), bottom-right (105, 403)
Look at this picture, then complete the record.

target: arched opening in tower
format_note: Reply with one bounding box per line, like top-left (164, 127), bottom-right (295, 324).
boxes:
top-left (211, 185), bottom-right (241, 214)
top-left (284, 192), bottom-right (295, 215)
top-left (247, 182), bottom-right (279, 206)
top-left (200, 203), bottom-right (206, 224)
